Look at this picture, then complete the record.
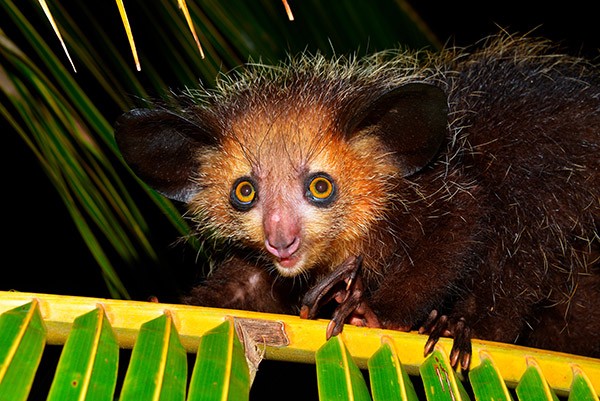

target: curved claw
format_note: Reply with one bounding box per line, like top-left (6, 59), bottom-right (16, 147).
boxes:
top-left (325, 301), bottom-right (358, 339)
top-left (300, 255), bottom-right (382, 339)
top-left (419, 309), bottom-right (439, 333)
top-left (300, 255), bottom-right (362, 320)
top-left (449, 318), bottom-right (472, 370)
top-left (325, 276), bottom-right (369, 339)
top-left (423, 314), bottom-right (448, 355)
top-left (421, 312), bottom-right (473, 371)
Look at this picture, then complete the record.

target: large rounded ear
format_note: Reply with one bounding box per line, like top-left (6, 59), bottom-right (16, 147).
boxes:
top-left (114, 108), bottom-right (216, 203)
top-left (348, 83), bottom-right (448, 176)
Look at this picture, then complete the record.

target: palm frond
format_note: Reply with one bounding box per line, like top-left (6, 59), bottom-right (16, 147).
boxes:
top-left (1, 291), bottom-right (599, 400)
top-left (46, 307), bottom-right (118, 400)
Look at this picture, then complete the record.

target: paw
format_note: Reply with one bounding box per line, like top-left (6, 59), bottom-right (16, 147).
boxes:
top-left (419, 310), bottom-right (472, 370)
top-left (300, 255), bottom-right (382, 338)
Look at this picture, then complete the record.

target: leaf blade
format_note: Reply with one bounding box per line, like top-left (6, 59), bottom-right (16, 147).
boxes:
top-left (419, 348), bottom-right (471, 401)
top-left (516, 357), bottom-right (560, 401)
top-left (0, 300), bottom-right (46, 401)
top-left (469, 352), bottom-right (514, 401)
top-left (368, 337), bottom-right (419, 401)
top-left (46, 306), bottom-right (118, 401)
top-left (187, 319), bottom-right (251, 401)
top-left (119, 312), bottom-right (187, 401)
top-left (568, 365), bottom-right (598, 401)
top-left (316, 336), bottom-right (372, 401)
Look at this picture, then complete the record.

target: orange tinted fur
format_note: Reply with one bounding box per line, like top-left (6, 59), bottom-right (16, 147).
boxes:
top-left (189, 104), bottom-right (398, 276)
top-left (114, 34), bottom-right (600, 359)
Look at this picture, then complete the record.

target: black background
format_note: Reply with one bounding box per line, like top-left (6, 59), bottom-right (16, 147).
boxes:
top-left (3, 2), bottom-right (598, 399)
top-left (5, 0), bottom-right (598, 300)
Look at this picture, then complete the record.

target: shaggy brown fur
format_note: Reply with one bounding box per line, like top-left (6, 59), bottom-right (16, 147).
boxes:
top-left (114, 34), bottom-right (600, 366)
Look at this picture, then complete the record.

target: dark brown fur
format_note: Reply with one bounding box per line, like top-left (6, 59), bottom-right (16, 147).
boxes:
top-left (115, 34), bottom-right (600, 359)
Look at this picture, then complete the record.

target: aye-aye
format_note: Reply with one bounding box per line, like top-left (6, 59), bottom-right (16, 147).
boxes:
top-left (114, 35), bottom-right (600, 368)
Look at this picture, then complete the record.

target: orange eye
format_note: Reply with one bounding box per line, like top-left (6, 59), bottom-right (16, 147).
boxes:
top-left (306, 173), bottom-right (336, 206)
top-left (309, 177), bottom-right (333, 199)
top-left (231, 178), bottom-right (257, 210)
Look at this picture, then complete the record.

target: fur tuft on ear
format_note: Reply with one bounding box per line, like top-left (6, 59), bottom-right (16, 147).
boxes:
top-left (114, 108), bottom-right (216, 203)
top-left (348, 83), bottom-right (448, 176)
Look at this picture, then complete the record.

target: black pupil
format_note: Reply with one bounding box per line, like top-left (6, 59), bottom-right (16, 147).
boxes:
top-left (240, 183), bottom-right (253, 197)
top-left (315, 179), bottom-right (328, 193)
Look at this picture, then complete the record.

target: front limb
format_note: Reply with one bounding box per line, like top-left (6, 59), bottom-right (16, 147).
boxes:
top-left (300, 256), bottom-right (384, 338)
top-left (300, 240), bottom-right (481, 369)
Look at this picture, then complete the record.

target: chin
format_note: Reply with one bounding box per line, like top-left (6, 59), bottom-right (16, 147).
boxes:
top-left (274, 253), bottom-right (308, 277)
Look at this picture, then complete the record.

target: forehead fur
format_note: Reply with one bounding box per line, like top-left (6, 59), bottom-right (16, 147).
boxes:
top-left (224, 101), bottom-right (337, 175)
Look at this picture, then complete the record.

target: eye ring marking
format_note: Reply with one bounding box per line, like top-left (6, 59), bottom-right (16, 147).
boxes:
top-left (305, 173), bottom-right (336, 206)
top-left (230, 177), bottom-right (257, 210)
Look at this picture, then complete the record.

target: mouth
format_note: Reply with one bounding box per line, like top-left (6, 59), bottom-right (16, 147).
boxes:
top-left (273, 253), bottom-right (307, 277)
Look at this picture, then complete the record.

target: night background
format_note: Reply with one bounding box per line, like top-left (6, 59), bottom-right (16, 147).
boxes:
top-left (2, 1), bottom-right (598, 399)
top-left (4, 0), bottom-right (598, 301)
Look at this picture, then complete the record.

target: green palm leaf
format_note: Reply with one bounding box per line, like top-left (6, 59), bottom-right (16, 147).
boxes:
top-left (419, 348), bottom-right (471, 401)
top-left (119, 312), bottom-right (187, 401)
top-left (568, 366), bottom-right (598, 401)
top-left (0, 301), bottom-right (46, 401)
top-left (316, 336), bottom-right (372, 401)
top-left (469, 353), bottom-right (514, 401)
top-left (188, 319), bottom-right (251, 401)
top-left (1, 292), bottom-right (600, 399)
top-left (46, 307), bottom-right (118, 401)
top-left (515, 358), bottom-right (560, 401)
top-left (368, 337), bottom-right (419, 401)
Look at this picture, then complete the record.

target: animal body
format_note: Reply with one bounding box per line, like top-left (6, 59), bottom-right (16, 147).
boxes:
top-left (115, 34), bottom-right (600, 368)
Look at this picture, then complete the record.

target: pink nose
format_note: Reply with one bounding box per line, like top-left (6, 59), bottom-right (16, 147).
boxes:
top-left (265, 236), bottom-right (300, 259)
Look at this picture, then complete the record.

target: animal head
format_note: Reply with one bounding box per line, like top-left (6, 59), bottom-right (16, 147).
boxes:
top-left (115, 71), bottom-right (447, 277)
